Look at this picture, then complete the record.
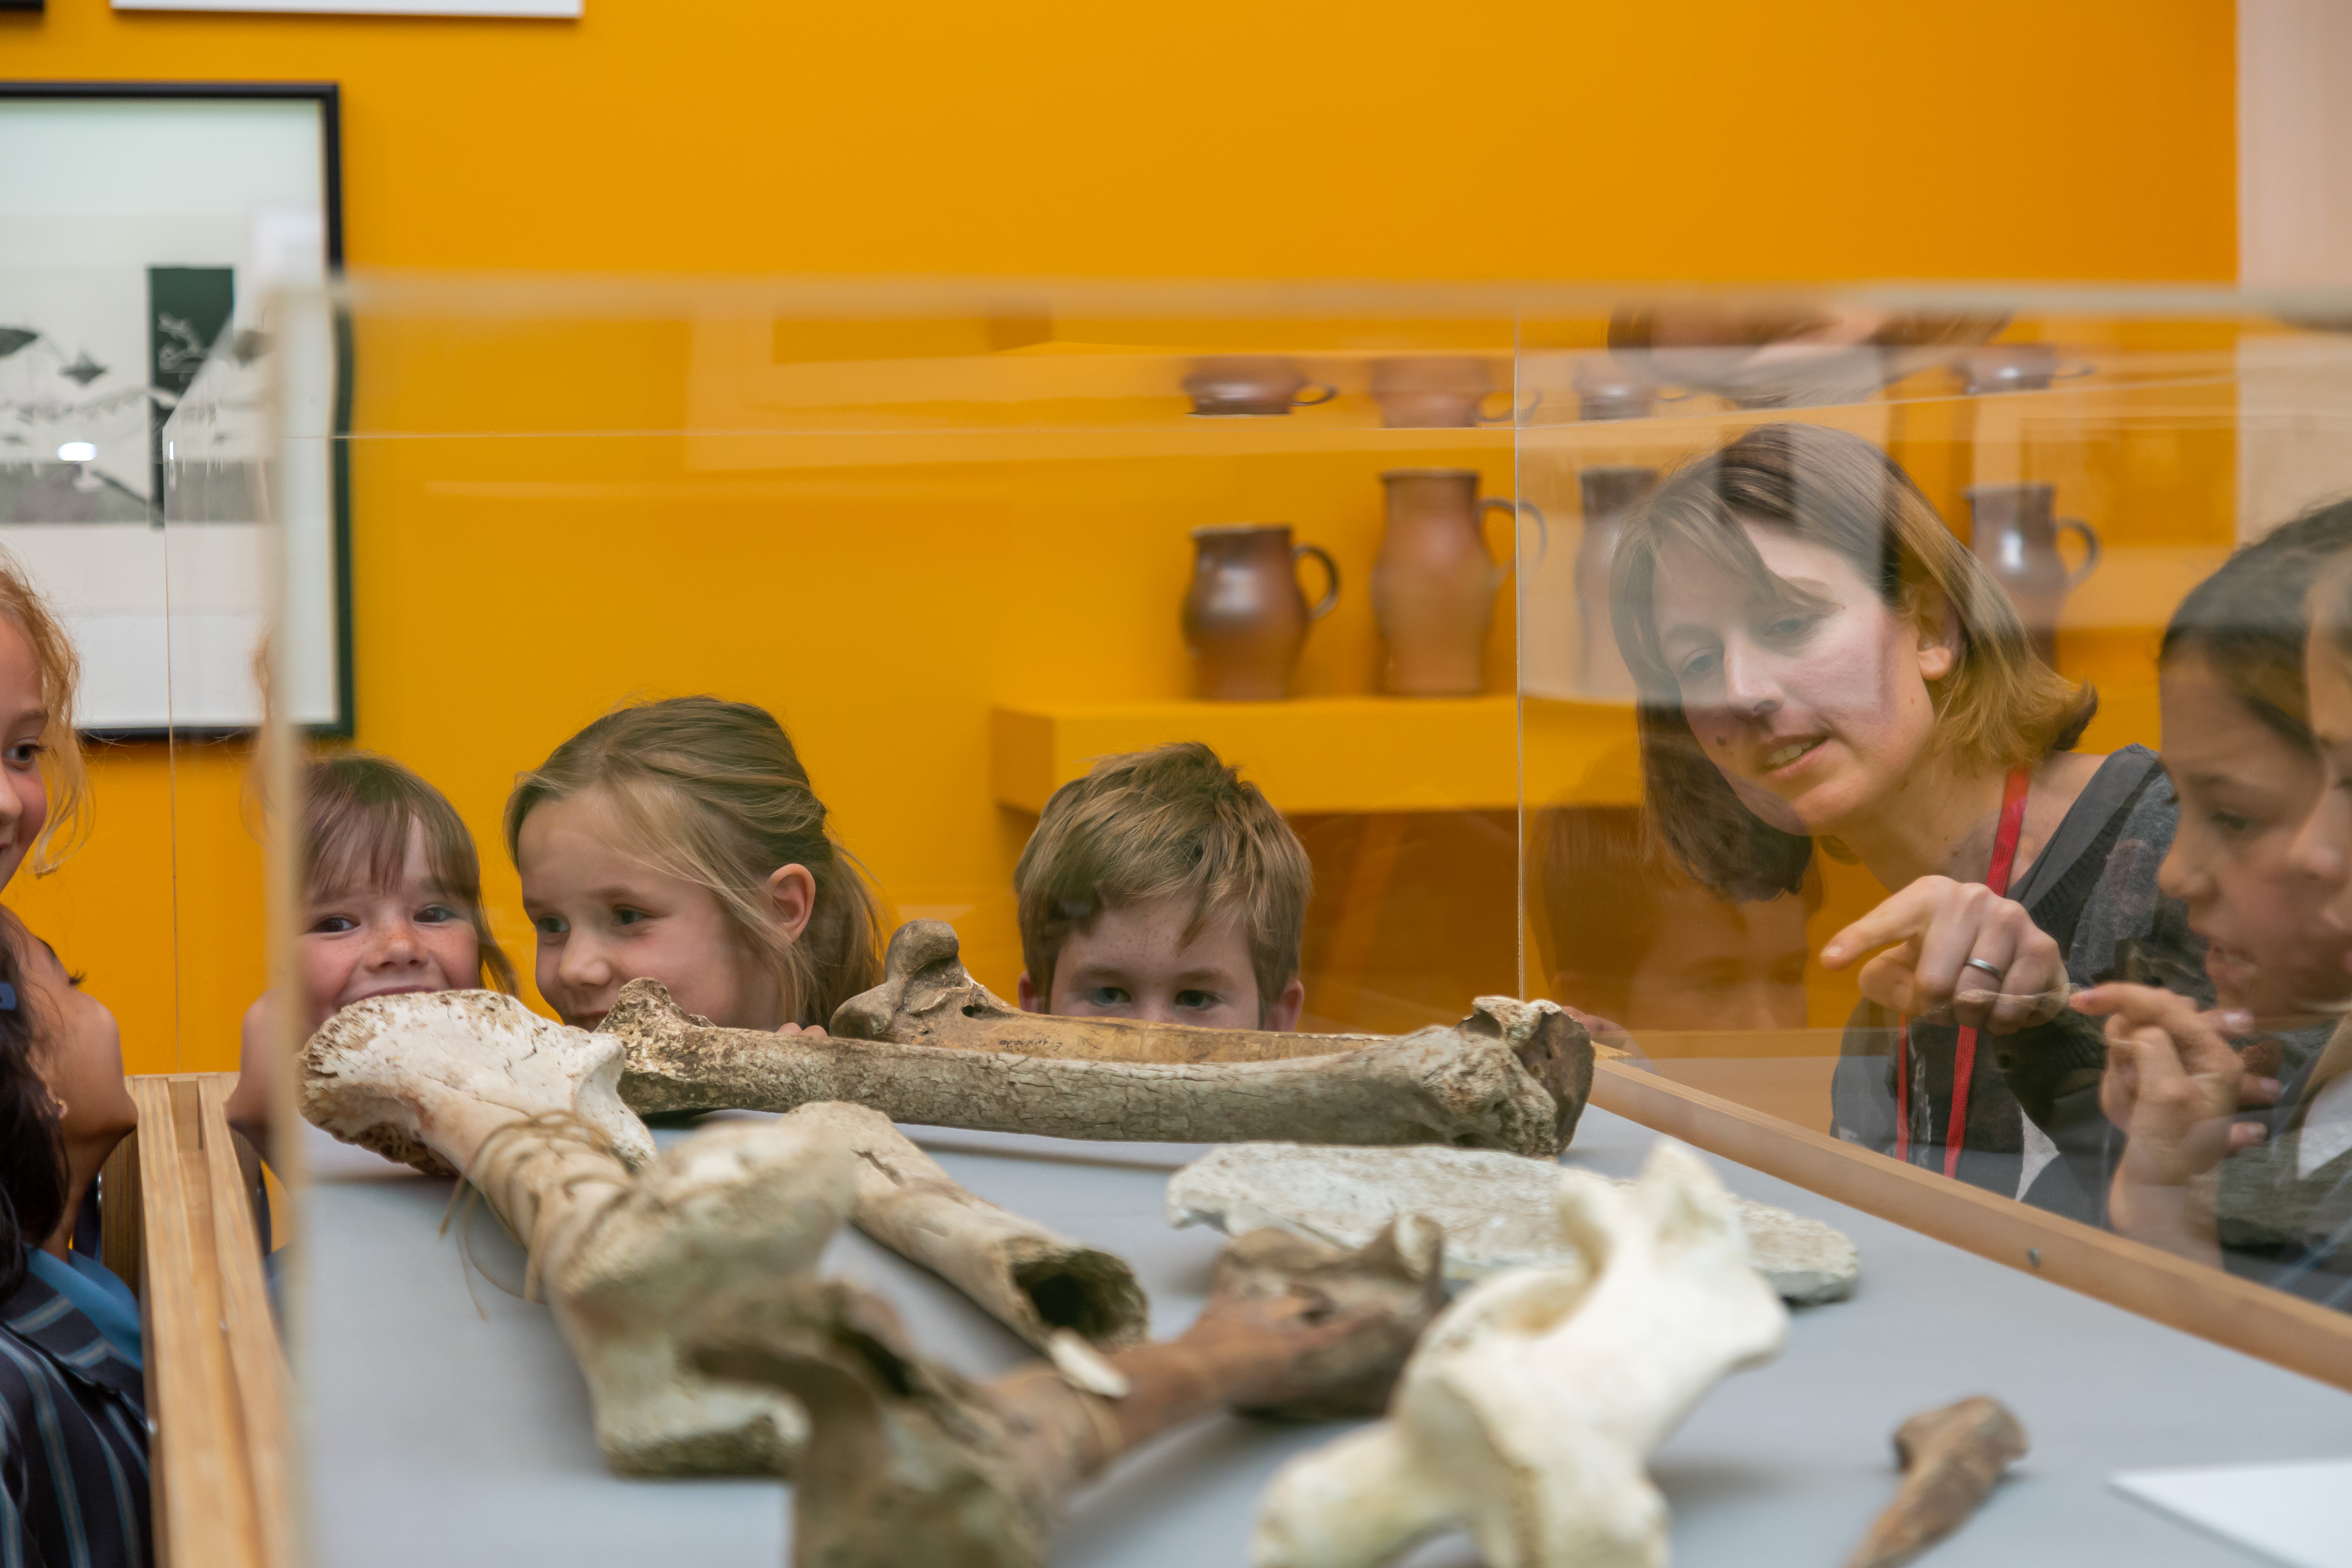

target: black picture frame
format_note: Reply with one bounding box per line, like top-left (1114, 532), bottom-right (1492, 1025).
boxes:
top-left (0, 80), bottom-right (352, 739)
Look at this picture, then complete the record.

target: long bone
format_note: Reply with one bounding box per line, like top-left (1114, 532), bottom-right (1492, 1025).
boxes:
top-left (301, 989), bottom-right (855, 1475)
top-left (1252, 1141), bottom-right (1789, 1568)
top-left (779, 1100), bottom-right (1149, 1351)
top-left (691, 1223), bottom-right (1448, 1568)
top-left (612, 959), bottom-right (1590, 1158)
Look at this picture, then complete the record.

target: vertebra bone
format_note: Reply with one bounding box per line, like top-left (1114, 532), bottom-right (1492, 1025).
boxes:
top-left (692, 1223), bottom-right (1447, 1568)
top-left (1252, 1141), bottom-right (1788, 1568)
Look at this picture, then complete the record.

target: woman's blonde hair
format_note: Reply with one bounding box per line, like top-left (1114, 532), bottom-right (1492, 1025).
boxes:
top-left (504, 697), bottom-right (885, 1028)
top-left (1609, 422), bottom-right (2094, 900)
top-left (0, 549), bottom-right (88, 876)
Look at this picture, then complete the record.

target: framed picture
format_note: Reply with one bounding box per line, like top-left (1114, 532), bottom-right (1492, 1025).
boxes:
top-left (0, 82), bottom-right (349, 736)
top-left (114, 0), bottom-right (577, 13)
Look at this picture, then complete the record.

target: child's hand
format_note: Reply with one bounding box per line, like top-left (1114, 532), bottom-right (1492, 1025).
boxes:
top-left (1820, 875), bottom-right (2068, 1034)
top-left (777, 1022), bottom-right (828, 1038)
top-left (2073, 983), bottom-right (2270, 1188)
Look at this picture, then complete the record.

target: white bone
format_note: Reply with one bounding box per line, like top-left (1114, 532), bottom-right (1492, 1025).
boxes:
top-left (302, 990), bottom-right (853, 1474)
top-left (1167, 1141), bottom-right (1857, 1304)
top-left (1252, 1141), bottom-right (1789, 1568)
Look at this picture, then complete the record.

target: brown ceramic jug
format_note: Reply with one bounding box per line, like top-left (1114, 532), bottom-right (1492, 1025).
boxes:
top-left (1370, 469), bottom-right (1543, 697)
top-left (1182, 357), bottom-right (1338, 417)
top-left (1963, 483), bottom-right (2100, 667)
top-left (1572, 466), bottom-right (1661, 698)
top-left (1181, 524), bottom-right (1340, 700)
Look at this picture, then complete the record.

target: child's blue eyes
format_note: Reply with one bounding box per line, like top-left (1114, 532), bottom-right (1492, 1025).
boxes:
top-left (535, 916), bottom-right (568, 936)
top-left (1086, 987), bottom-right (1129, 1006)
top-left (2, 741), bottom-right (42, 768)
top-left (309, 915), bottom-right (359, 935)
top-left (1175, 989), bottom-right (1217, 1010)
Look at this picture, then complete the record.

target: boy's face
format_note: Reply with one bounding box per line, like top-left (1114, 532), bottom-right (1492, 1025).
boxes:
top-left (1020, 890), bottom-right (1303, 1031)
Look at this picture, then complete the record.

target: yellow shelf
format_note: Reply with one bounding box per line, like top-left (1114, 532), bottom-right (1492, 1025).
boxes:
top-left (991, 694), bottom-right (1639, 814)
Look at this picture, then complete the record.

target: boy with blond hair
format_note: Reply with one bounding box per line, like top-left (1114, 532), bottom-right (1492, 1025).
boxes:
top-left (1014, 742), bottom-right (1310, 1030)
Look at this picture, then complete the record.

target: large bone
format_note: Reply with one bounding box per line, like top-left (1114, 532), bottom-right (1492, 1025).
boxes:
top-left (1166, 1141), bottom-right (1859, 1304)
top-left (613, 978), bottom-right (1588, 1158)
top-left (692, 1223), bottom-right (1447, 1568)
top-left (1252, 1141), bottom-right (1788, 1568)
top-left (302, 989), bottom-right (853, 1474)
top-left (1843, 1397), bottom-right (2028, 1568)
top-left (780, 1100), bottom-right (1148, 1350)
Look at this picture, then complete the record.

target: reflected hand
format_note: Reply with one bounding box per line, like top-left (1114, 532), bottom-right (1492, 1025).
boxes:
top-left (2073, 984), bottom-right (2272, 1185)
top-left (1820, 875), bottom-right (2067, 1033)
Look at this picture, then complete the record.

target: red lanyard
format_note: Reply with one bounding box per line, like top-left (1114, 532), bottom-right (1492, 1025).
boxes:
top-left (1894, 766), bottom-right (2032, 1179)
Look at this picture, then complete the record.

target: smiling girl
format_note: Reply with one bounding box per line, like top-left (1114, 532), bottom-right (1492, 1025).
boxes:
top-left (226, 753), bottom-right (517, 1137)
top-left (507, 697), bottom-right (884, 1039)
top-left (1609, 423), bottom-right (2203, 1217)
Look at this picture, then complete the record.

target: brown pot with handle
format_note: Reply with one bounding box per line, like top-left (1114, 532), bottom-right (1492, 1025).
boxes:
top-left (1370, 469), bottom-right (1544, 697)
top-left (1181, 524), bottom-right (1341, 700)
top-left (1963, 483), bottom-right (2100, 669)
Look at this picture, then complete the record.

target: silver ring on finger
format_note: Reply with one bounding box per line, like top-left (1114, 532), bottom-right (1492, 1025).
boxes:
top-left (1962, 957), bottom-right (2006, 982)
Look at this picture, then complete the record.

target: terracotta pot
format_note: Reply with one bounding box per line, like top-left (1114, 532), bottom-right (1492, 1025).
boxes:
top-left (1370, 469), bottom-right (1542, 697)
top-left (1572, 466), bottom-right (1661, 698)
top-left (1369, 356), bottom-right (1521, 428)
top-left (1182, 357), bottom-right (1338, 417)
top-left (1181, 525), bottom-right (1340, 700)
top-left (1963, 483), bottom-right (2100, 667)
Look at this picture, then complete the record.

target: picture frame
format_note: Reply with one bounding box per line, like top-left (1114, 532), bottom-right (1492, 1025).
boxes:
top-left (0, 81), bottom-right (351, 737)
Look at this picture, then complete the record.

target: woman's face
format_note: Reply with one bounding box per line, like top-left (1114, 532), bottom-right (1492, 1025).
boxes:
top-left (2158, 651), bottom-right (2347, 1020)
top-left (301, 820), bottom-right (484, 1034)
top-left (1651, 522), bottom-right (1950, 837)
top-left (0, 618), bottom-right (51, 894)
top-left (2292, 629), bottom-right (2352, 936)
top-left (517, 787), bottom-right (783, 1031)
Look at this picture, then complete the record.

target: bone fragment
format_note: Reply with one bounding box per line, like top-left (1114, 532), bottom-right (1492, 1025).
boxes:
top-left (609, 973), bottom-right (1587, 1157)
top-left (1252, 1141), bottom-right (1788, 1568)
top-left (301, 990), bottom-right (854, 1474)
top-left (1843, 1397), bottom-right (2028, 1568)
top-left (692, 1223), bottom-right (1449, 1568)
top-left (780, 1100), bottom-right (1148, 1350)
top-left (1167, 1141), bottom-right (1859, 1304)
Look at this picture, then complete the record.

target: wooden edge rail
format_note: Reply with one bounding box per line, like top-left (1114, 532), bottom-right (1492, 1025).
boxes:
top-left (1590, 1059), bottom-right (2352, 1394)
top-left (131, 1072), bottom-right (294, 1568)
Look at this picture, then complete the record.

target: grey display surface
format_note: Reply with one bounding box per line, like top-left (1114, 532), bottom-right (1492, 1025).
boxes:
top-left (298, 1107), bottom-right (2350, 1567)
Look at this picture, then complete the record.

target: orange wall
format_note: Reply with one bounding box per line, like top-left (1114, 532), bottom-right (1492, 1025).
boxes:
top-left (2, 0), bottom-right (2239, 1072)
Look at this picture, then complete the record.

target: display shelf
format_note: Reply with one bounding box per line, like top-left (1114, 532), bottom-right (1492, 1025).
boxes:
top-left (990, 695), bottom-right (1638, 814)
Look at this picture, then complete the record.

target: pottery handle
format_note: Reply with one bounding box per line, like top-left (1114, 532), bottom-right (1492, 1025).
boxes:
top-left (1474, 389), bottom-right (1543, 426)
top-left (2060, 519), bottom-right (2101, 587)
top-left (1294, 543), bottom-right (1341, 620)
top-left (1481, 498), bottom-right (1549, 575)
top-left (1290, 382), bottom-right (1339, 408)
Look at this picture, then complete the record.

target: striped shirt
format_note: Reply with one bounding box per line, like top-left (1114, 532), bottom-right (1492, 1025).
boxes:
top-left (0, 1268), bottom-right (150, 1568)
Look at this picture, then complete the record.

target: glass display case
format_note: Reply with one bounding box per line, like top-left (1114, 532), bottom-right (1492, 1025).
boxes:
top-left (238, 279), bottom-right (2352, 1563)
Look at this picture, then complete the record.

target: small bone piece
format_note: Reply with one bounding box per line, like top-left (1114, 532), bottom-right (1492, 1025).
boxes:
top-left (692, 1223), bottom-right (1449, 1568)
top-left (779, 1100), bottom-right (1148, 1350)
top-left (1843, 1397), bottom-right (2028, 1568)
top-left (302, 990), bottom-right (855, 1474)
top-left (1168, 1141), bottom-right (1859, 1304)
top-left (609, 971), bottom-right (1586, 1156)
top-left (1252, 1142), bottom-right (1788, 1568)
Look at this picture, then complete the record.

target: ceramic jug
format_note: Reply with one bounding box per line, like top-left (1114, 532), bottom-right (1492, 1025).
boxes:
top-left (1370, 469), bottom-right (1542, 697)
top-left (1182, 357), bottom-right (1337, 417)
top-left (1963, 483), bottom-right (2100, 667)
top-left (1181, 524), bottom-right (1340, 700)
top-left (1572, 466), bottom-right (1661, 699)
top-left (1369, 356), bottom-right (1521, 428)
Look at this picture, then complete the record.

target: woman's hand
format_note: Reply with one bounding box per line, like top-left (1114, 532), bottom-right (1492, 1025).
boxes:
top-left (1820, 875), bottom-right (2067, 1033)
top-left (2072, 984), bottom-right (2270, 1185)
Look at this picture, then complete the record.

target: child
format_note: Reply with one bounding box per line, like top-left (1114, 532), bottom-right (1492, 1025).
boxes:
top-left (508, 696), bottom-right (883, 1032)
top-left (1534, 804), bottom-right (1817, 1035)
top-left (229, 752), bottom-right (519, 1137)
top-left (1015, 741), bottom-right (1307, 1031)
top-left (2079, 501), bottom-right (2352, 1300)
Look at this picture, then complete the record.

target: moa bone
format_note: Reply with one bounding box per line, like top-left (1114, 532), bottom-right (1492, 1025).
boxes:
top-left (1167, 1141), bottom-right (1858, 1304)
top-left (1843, 1397), bottom-right (2027, 1568)
top-left (302, 989), bottom-right (854, 1475)
top-left (831, 921), bottom-right (1591, 1148)
top-left (781, 1100), bottom-right (1148, 1350)
top-left (692, 1223), bottom-right (1448, 1568)
top-left (1252, 1141), bottom-right (1788, 1568)
top-left (613, 991), bottom-right (1587, 1162)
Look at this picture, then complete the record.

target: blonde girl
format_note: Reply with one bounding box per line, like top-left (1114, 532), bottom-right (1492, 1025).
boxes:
top-left (507, 696), bottom-right (884, 1034)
